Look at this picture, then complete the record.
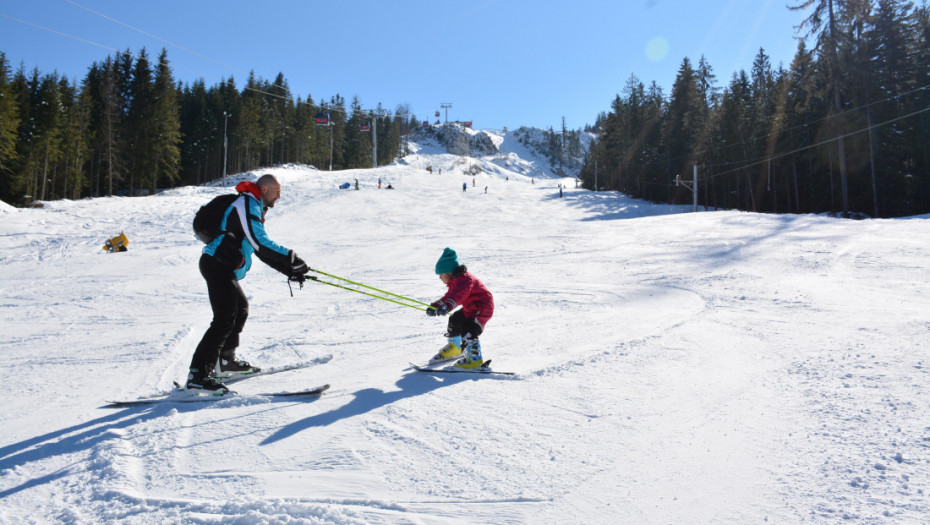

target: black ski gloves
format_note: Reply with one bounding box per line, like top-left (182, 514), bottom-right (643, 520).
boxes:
top-left (426, 303), bottom-right (451, 316)
top-left (289, 251), bottom-right (309, 278)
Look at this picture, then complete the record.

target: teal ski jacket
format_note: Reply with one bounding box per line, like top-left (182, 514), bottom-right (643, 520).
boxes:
top-left (203, 181), bottom-right (293, 280)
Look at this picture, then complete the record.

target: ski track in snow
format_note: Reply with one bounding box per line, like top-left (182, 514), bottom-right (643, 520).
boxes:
top-left (1, 135), bottom-right (929, 524)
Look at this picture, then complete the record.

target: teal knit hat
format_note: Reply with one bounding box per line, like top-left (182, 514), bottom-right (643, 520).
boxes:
top-left (435, 247), bottom-right (460, 274)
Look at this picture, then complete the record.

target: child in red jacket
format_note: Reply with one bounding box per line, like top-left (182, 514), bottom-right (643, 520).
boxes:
top-left (426, 247), bottom-right (495, 369)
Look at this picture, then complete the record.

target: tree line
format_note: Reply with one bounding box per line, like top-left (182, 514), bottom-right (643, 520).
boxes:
top-left (580, 0), bottom-right (930, 218)
top-left (0, 48), bottom-right (416, 206)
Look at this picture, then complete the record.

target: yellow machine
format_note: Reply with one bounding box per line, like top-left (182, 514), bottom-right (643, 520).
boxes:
top-left (103, 232), bottom-right (129, 252)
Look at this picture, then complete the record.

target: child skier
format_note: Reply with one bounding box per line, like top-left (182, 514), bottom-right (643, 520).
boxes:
top-left (426, 248), bottom-right (494, 370)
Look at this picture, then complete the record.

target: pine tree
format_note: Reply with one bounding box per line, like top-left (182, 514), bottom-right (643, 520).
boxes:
top-left (238, 72), bottom-right (263, 171)
top-left (127, 48), bottom-right (154, 194)
top-left (780, 40), bottom-right (822, 213)
top-left (94, 55), bottom-right (127, 196)
top-left (62, 75), bottom-right (92, 199)
top-left (179, 79), bottom-right (212, 184)
top-left (344, 96), bottom-right (370, 169)
top-left (790, 0), bottom-right (867, 217)
top-left (910, 1), bottom-right (930, 215)
top-left (150, 48), bottom-right (181, 192)
top-left (0, 53), bottom-right (21, 204)
top-left (749, 47), bottom-right (778, 211)
top-left (664, 57), bottom-right (704, 203)
top-left (329, 95), bottom-right (347, 170)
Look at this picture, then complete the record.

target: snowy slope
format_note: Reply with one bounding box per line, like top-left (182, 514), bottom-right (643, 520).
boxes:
top-left (1, 138), bottom-right (929, 524)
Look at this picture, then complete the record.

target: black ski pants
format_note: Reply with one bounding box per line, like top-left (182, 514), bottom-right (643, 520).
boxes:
top-left (189, 254), bottom-right (248, 374)
top-left (446, 309), bottom-right (483, 341)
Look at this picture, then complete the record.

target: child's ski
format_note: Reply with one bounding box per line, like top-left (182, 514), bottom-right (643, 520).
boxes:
top-left (103, 384), bottom-right (330, 407)
top-left (409, 360), bottom-right (515, 376)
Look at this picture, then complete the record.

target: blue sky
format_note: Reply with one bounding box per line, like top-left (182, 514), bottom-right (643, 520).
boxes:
top-left (1, 0), bottom-right (809, 131)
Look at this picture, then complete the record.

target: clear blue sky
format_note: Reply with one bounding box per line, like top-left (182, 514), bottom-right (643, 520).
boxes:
top-left (1, 0), bottom-right (810, 131)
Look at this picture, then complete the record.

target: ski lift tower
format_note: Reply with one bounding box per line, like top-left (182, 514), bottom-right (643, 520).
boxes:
top-left (675, 165), bottom-right (699, 212)
top-left (368, 110), bottom-right (381, 169)
top-left (223, 111), bottom-right (230, 187)
top-left (315, 109), bottom-right (334, 171)
top-left (440, 103), bottom-right (453, 124)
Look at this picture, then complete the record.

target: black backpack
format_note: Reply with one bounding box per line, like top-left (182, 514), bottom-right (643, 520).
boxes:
top-left (193, 194), bottom-right (241, 244)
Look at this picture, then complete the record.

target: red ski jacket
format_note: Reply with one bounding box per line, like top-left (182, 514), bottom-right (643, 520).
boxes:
top-left (432, 269), bottom-right (495, 327)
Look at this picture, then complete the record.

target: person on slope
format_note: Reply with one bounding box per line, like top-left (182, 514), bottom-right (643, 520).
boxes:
top-left (187, 174), bottom-right (309, 392)
top-left (426, 248), bottom-right (495, 370)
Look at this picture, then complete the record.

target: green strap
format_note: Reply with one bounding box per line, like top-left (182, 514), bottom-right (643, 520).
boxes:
top-left (304, 275), bottom-right (432, 311)
top-left (308, 267), bottom-right (434, 308)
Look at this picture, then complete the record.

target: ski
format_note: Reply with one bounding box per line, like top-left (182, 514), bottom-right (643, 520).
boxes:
top-left (409, 360), bottom-right (515, 376)
top-left (104, 383), bottom-right (330, 407)
top-left (122, 355), bottom-right (333, 402)
top-left (216, 354), bottom-right (333, 384)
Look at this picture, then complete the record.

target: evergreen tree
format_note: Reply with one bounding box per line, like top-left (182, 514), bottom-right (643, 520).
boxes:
top-left (126, 48), bottom-right (154, 194)
top-left (62, 75), bottom-right (92, 199)
top-left (780, 40), bottom-right (822, 213)
top-left (329, 95), bottom-right (348, 169)
top-left (179, 79), bottom-right (212, 184)
top-left (790, 0), bottom-right (866, 217)
top-left (150, 48), bottom-right (181, 192)
top-left (910, 1), bottom-right (930, 215)
top-left (216, 77), bottom-right (240, 178)
top-left (238, 72), bottom-right (264, 171)
top-left (0, 53), bottom-right (21, 204)
top-left (749, 47), bottom-right (778, 211)
top-left (93, 56), bottom-right (127, 196)
top-left (664, 57), bottom-right (703, 203)
top-left (344, 96), bottom-right (370, 169)
top-left (717, 70), bottom-right (754, 210)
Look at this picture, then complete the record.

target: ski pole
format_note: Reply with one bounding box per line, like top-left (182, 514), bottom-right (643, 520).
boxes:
top-left (293, 275), bottom-right (429, 311)
top-left (307, 267), bottom-right (433, 308)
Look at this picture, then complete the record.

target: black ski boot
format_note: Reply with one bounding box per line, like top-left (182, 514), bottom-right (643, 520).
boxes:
top-left (185, 368), bottom-right (229, 392)
top-left (215, 350), bottom-right (261, 379)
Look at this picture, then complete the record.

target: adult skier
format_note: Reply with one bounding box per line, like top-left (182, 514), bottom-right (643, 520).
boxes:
top-left (187, 174), bottom-right (309, 392)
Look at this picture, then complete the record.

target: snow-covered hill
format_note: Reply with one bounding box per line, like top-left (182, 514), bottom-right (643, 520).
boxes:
top-left (409, 124), bottom-right (592, 180)
top-left (1, 136), bottom-right (928, 524)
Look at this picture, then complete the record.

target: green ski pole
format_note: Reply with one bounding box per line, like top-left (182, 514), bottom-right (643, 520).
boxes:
top-left (292, 274), bottom-right (433, 312)
top-left (307, 267), bottom-right (433, 308)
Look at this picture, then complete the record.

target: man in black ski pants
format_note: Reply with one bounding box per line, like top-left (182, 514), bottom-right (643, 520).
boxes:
top-left (187, 174), bottom-right (308, 392)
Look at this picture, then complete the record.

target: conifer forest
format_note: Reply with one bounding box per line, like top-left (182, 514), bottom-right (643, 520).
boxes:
top-left (2, 0), bottom-right (929, 218)
top-left (580, 0), bottom-right (929, 218)
top-left (0, 47), bottom-right (413, 206)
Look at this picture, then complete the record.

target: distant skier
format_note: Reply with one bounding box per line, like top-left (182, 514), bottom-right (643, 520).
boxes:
top-left (463, 182), bottom-right (467, 192)
top-left (187, 174), bottom-right (309, 393)
top-left (426, 248), bottom-right (494, 370)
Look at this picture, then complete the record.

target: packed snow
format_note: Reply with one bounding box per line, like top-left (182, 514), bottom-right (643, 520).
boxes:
top-left (1, 130), bottom-right (928, 524)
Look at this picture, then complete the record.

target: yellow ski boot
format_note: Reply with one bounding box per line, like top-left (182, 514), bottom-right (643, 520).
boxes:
top-left (452, 342), bottom-right (484, 370)
top-left (429, 340), bottom-right (463, 364)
